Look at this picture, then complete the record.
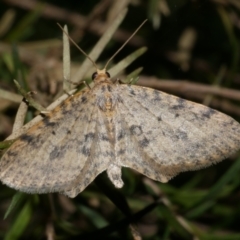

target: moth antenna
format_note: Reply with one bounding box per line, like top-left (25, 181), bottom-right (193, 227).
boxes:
top-left (104, 19), bottom-right (148, 70)
top-left (57, 23), bottom-right (98, 70)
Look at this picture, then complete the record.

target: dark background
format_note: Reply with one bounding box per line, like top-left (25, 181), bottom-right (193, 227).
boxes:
top-left (0, 0), bottom-right (240, 239)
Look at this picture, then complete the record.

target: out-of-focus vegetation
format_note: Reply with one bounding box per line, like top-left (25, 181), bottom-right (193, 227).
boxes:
top-left (0, 0), bottom-right (240, 239)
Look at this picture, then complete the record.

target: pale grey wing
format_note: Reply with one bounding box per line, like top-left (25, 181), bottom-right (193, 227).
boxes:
top-left (116, 84), bottom-right (240, 182)
top-left (0, 91), bottom-right (110, 197)
top-left (63, 108), bottom-right (114, 197)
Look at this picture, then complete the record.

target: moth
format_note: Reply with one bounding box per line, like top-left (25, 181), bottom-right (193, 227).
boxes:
top-left (1, 23), bottom-right (240, 198)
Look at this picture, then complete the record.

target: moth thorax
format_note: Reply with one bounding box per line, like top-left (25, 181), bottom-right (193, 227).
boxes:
top-left (96, 92), bottom-right (117, 112)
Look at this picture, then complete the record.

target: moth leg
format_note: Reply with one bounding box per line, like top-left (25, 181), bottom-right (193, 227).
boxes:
top-left (112, 78), bottom-right (122, 84)
top-left (63, 89), bottom-right (74, 97)
top-left (83, 81), bottom-right (91, 89)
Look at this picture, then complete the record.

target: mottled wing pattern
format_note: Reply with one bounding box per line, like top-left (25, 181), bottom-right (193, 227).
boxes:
top-left (0, 91), bottom-right (111, 197)
top-left (63, 108), bottom-right (114, 197)
top-left (115, 84), bottom-right (240, 182)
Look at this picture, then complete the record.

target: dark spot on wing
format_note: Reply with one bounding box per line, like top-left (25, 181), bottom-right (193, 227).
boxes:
top-left (61, 103), bottom-right (71, 115)
top-left (117, 96), bottom-right (123, 103)
top-left (50, 146), bottom-right (66, 160)
top-left (43, 116), bottom-right (56, 127)
top-left (201, 108), bottom-right (216, 119)
top-left (70, 98), bottom-right (80, 109)
top-left (19, 134), bottom-right (34, 143)
top-left (171, 98), bottom-right (186, 110)
top-left (52, 131), bottom-right (56, 135)
top-left (118, 149), bottom-right (125, 155)
top-left (175, 113), bottom-right (180, 118)
top-left (140, 88), bottom-right (148, 98)
top-left (101, 85), bottom-right (106, 92)
top-left (84, 178), bottom-right (90, 187)
top-left (143, 168), bottom-right (150, 176)
top-left (117, 130), bottom-right (124, 141)
top-left (100, 133), bottom-right (109, 142)
top-left (129, 87), bottom-right (136, 95)
top-left (82, 146), bottom-right (90, 156)
top-left (103, 150), bottom-right (114, 158)
top-left (153, 90), bottom-right (161, 102)
top-left (142, 106), bottom-right (149, 112)
top-left (176, 130), bottom-right (188, 140)
top-left (6, 150), bottom-right (18, 157)
top-left (192, 143), bottom-right (201, 150)
top-left (130, 125), bottom-right (143, 136)
top-left (139, 137), bottom-right (150, 147)
top-left (81, 96), bottom-right (87, 103)
top-left (84, 132), bottom-right (95, 141)
top-left (107, 85), bottom-right (112, 92)
top-left (157, 116), bottom-right (162, 121)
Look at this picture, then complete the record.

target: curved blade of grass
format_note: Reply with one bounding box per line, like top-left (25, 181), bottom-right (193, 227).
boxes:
top-left (11, 45), bottom-right (28, 90)
top-left (78, 205), bottom-right (108, 228)
top-left (0, 88), bottom-right (22, 102)
top-left (218, 7), bottom-right (239, 73)
top-left (156, 204), bottom-right (193, 239)
top-left (186, 157), bottom-right (240, 218)
top-left (200, 233), bottom-right (240, 240)
top-left (0, 139), bottom-right (15, 149)
top-left (0, 9), bottom-right (16, 38)
top-left (4, 192), bottom-right (25, 219)
top-left (109, 47), bottom-right (147, 78)
top-left (63, 25), bottom-right (71, 92)
top-left (4, 200), bottom-right (32, 240)
top-left (123, 67), bottom-right (143, 84)
top-left (5, 3), bottom-right (44, 41)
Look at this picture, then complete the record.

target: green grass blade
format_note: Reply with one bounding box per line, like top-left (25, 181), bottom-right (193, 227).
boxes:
top-left (4, 200), bottom-right (32, 240)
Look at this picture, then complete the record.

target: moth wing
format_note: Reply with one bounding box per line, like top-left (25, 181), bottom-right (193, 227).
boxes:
top-left (0, 91), bottom-right (111, 197)
top-left (63, 109), bottom-right (115, 197)
top-left (116, 84), bottom-right (240, 182)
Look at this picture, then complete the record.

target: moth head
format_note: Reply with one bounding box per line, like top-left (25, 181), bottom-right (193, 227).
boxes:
top-left (92, 69), bottom-right (111, 82)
